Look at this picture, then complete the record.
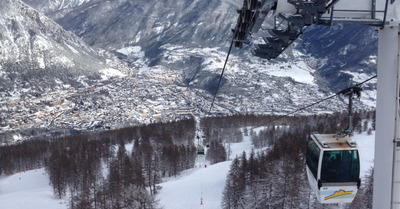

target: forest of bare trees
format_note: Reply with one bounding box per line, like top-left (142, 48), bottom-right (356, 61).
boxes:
top-left (221, 110), bottom-right (375, 209)
top-left (0, 110), bottom-right (375, 209)
top-left (0, 119), bottom-right (196, 208)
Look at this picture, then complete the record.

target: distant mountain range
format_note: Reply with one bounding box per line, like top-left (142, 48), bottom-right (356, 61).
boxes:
top-left (0, 0), bottom-right (378, 141)
top-left (0, 0), bottom-right (114, 94)
top-left (298, 24), bottom-right (377, 91)
top-left (9, 0), bottom-right (378, 93)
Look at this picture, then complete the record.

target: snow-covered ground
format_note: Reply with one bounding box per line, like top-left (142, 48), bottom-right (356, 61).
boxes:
top-left (0, 131), bottom-right (375, 209)
top-left (0, 168), bottom-right (68, 209)
top-left (353, 132), bottom-right (375, 178)
top-left (157, 130), bottom-right (375, 209)
top-left (158, 132), bottom-right (256, 209)
top-left (158, 159), bottom-right (231, 209)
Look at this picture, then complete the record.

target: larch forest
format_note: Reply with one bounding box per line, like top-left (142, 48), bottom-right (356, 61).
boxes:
top-left (0, 111), bottom-right (375, 209)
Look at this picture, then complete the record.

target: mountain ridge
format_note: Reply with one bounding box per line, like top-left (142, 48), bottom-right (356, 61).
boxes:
top-left (34, 0), bottom-right (378, 92)
top-left (0, 0), bottom-right (130, 93)
top-left (0, 0), bottom-right (378, 142)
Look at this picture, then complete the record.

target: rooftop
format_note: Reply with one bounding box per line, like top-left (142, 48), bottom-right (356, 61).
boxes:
top-left (312, 133), bottom-right (357, 150)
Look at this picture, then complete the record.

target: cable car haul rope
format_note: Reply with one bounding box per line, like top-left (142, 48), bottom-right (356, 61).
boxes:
top-left (208, 2), bottom-right (377, 203)
top-left (304, 76), bottom-right (375, 204)
top-left (213, 74), bottom-right (377, 143)
top-left (208, 52), bottom-right (376, 203)
top-left (220, 0), bottom-right (385, 205)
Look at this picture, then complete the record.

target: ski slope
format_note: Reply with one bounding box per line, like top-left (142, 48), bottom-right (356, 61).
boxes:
top-left (0, 168), bottom-right (68, 209)
top-left (157, 137), bottom-right (255, 209)
top-left (0, 131), bottom-right (375, 209)
top-left (157, 131), bottom-right (376, 209)
top-left (158, 159), bottom-right (231, 209)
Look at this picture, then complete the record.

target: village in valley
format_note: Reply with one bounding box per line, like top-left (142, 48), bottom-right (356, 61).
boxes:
top-left (0, 60), bottom-right (370, 143)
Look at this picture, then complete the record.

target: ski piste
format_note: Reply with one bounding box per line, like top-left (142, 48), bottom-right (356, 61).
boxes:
top-left (194, 115), bottom-right (207, 208)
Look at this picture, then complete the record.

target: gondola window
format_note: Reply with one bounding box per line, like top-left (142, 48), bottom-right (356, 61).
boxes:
top-left (306, 137), bottom-right (320, 179)
top-left (321, 150), bottom-right (360, 183)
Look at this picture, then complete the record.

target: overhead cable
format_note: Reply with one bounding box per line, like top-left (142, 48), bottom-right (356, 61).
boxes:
top-left (217, 75), bottom-right (378, 141)
top-left (208, 39), bottom-right (234, 113)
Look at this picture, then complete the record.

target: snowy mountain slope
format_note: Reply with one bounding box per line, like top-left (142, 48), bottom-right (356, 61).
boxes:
top-left (22, 0), bottom-right (91, 17)
top-left (0, 0), bottom-right (125, 93)
top-left (0, 0), bottom-right (376, 141)
top-left (50, 0), bottom-right (241, 52)
top-left (23, 0), bottom-right (378, 92)
top-left (297, 24), bottom-right (378, 92)
top-left (0, 0), bottom-right (134, 141)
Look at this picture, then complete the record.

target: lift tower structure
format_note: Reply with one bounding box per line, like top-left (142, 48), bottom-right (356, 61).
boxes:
top-left (233, 0), bottom-right (400, 208)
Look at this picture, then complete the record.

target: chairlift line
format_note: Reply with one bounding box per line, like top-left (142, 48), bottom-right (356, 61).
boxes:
top-left (208, 37), bottom-right (235, 113)
top-left (209, 0), bottom-right (264, 113)
top-left (306, 78), bottom-right (365, 203)
top-left (254, 75), bottom-right (376, 129)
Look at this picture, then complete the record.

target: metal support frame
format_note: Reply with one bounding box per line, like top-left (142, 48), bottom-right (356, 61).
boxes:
top-left (391, 20), bottom-right (400, 208)
top-left (373, 21), bottom-right (399, 209)
top-left (372, 0), bottom-right (377, 19)
top-left (340, 87), bottom-right (363, 135)
top-left (345, 88), bottom-right (354, 135)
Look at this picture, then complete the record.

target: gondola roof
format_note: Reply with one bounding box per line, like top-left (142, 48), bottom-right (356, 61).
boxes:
top-left (311, 133), bottom-right (357, 150)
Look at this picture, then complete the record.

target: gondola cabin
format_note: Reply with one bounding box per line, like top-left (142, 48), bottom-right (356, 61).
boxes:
top-left (197, 145), bottom-right (205, 155)
top-left (306, 133), bottom-right (361, 204)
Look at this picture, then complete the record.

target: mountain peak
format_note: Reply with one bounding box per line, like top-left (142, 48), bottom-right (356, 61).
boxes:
top-left (0, 0), bottom-right (119, 92)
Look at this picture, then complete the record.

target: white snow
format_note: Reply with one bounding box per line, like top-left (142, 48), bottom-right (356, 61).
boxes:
top-left (37, 56), bottom-right (45, 69)
top-left (339, 44), bottom-right (356, 56)
top-left (161, 45), bottom-right (317, 86)
top-left (116, 46), bottom-right (144, 58)
top-left (54, 56), bottom-right (75, 68)
top-left (0, 168), bottom-right (68, 209)
top-left (34, 36), bottom-right (52, 52)
top-left (158, 129), bottom-right (256, 209)
top-left (158, 161), bottom-right (231, 209)
top-left (153, 25), bottom-right (164, 34)
top-left (65, 43), bottom-right (80, 55)
top-left (99, 68), bottom-right (126, 80)
top-left (12, 134), bottom-right (22, 142)
top-left (353, 131), bottom-right (375, 178)
top-left (266, 61), bottom-right (316, 85)
top-left (343, 71), bottom-right (376, 84)
top-left (54, 78), bottom-right (63, 85)
top-left (125, 142), bottom-right (134, 153)
top-left (54, 0), bottom-right (91, 11)
top-left (158, 129), bottom-right (375, 209)
top-left (77, 76), bottom-right (89, 87)
top-left (361, 89), bottom-right (377, 107)
top-left (368, 55), bottom-right (377, 64)
top-left (0, 131), bottom-right (375, 209)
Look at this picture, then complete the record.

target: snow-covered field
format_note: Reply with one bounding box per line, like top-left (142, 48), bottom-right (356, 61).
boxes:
top-left (0, 131), bottom-right (375, 209)
top-left (0, 168), bottom-right (68, 209)
top-left (158, 159), bottom-right (231, 209)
